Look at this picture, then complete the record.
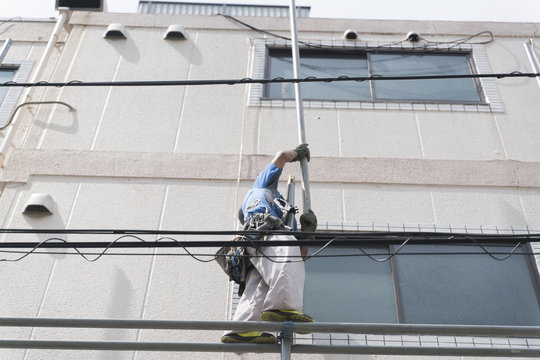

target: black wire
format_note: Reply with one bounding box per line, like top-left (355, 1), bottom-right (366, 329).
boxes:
top-left (1, 72), bottom-right (537, 88)
top-left (0, 233), bottom-right (534, 263)
top-left (0, 249), bottom-right (534, 258)
top-left (221, 14), bottom-right (494, 53)
top-left (1, 228), bottom-right (540, 240)
top-left (0, 17), bottom-right (22, 27)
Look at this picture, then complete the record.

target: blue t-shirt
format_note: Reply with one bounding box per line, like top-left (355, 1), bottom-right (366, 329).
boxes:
top-left (242, 162), bottom-right (284, 221)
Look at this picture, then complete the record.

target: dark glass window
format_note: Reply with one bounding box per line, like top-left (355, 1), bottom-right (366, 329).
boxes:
top-left (0, 69), bottom-right (15, 106)
top-left (265, 49), bottom-right (482, 103)
top-left (304, 243), bottom-right (540, 326)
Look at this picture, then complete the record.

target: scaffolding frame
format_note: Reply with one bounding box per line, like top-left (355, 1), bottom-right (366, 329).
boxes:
top-left (1, 317), bottom-right (540, 358)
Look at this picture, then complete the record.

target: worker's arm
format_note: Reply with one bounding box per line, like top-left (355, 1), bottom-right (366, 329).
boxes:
top-left (272, 150), bottom-right (297, 169)
top-left (272, 144), bottom-right (310, 169)
top-left (272, 144), bottom-right (314, 259)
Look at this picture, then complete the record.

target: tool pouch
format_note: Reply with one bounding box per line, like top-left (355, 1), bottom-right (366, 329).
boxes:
top-left (215, 237), bottom-right (253, 296)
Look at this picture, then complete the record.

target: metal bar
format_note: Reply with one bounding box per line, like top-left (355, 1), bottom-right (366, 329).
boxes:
top-left (1, 318), bottom-right (540, 338)
top-left (0, 339), bottom-right (278, 353)
top-left (524, 39), bottom-right (540, 89)
top-left (0, 340), bottom-right (539, 357)
top-left (291, 345), bottom-right (540, 357)
top-left (280, 321), bottom-right (294, 360)
top-left (288, 0), bottom-right (311, 213)
top-left (0, 38), bottom-right (12, 64)
top-left (285, 176), bottom-right (295, 228)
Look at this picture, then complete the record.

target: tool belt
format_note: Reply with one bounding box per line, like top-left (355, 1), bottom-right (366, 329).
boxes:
top-left (215, 236), bottom-right (252, 295)
top-left (215, 213), bottom-right (284, 296)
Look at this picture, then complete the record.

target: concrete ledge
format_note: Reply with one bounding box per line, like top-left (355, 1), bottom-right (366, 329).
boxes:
top-left (69, 11), bottom-right (540, 37)
top-left (2, 149), bottom-right (540, 188)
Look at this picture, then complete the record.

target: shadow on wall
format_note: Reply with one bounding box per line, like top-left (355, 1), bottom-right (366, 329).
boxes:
top-left (501, 198), bottom-right (528, 225)
top-left (104, 28), bottom-right (204, 66)
top-left (104, 30), bottom-right (141, 64)
top-left (164, 32), bottom-right (203, 66)
top-left (34, 105), bottom-right (79, 135)
top-left (100, 267), bottom-right (135, 360)
top-left (23, 206), bottom-right (67, 261)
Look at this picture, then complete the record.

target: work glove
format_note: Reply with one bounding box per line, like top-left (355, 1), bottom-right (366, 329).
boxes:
top-left (300, 209), bottom-right (317, 232)
top-left (291, 143), bottom-right (310, 162)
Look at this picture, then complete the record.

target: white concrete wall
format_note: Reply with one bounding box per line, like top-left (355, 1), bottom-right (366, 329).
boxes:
top-left (1, 11), bottom-right (540, 360)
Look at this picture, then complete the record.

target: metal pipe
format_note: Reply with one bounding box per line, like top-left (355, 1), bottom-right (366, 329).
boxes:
top-left (285, 176), bottom-right (295, 228)
top-left (0, 340), bottom-right (539, 357)
top-left (1, 317), bottom-right (540, 338)
top-left (280, 321), bottom-right (294, 360)
top-left (0, 339), bottom-right (278, 353)
top-left (524, 39), bottom-right (540, 89)
top-left (0, 38), bottom-right (12, 64)
top-left (0, 10), bottom-right (69, 165)
top-left (288, 0), bottom-right (311, 213)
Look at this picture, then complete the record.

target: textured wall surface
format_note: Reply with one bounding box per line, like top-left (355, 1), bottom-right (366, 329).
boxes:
top-left (0, 11), bottom-right (539, 360)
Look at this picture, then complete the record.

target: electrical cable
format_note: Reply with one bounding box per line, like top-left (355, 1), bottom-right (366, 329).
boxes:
top-left (466, 236), bottom-right (523, 261)
top-left (0, 17), bottom-right (22, 36)
top-left (422, 31), bottom-right (494, 49)
top-left (0, 101), bottom-right (76, 130)
top-left (221, 14), bottom-right (494, 52)
top-left (1, 72), bottom-right (537, 88)
top-left (1, 228), bottom-right (540, 240)
top-left (356, 236), bottom-right (413, 262)
top-left (1, 249), bottom-right (535, 258)
top-left (0, 233), bottom-right (534, 263)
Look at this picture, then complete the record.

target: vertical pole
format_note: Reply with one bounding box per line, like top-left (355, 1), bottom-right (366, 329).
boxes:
top-left (288, 0), bottom-right (311, 213)
top-left (0, 39), bottom-right (12, 64)
top-left (524, 39), bottom-right (540, 89)
top-left (280, 321), bottom-right (294, 360)
top-left (285, 176), bottom-right (296, 228)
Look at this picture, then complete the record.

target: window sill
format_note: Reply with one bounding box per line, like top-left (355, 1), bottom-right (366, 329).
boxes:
top-left (251, 98), bottom-right (499, 113)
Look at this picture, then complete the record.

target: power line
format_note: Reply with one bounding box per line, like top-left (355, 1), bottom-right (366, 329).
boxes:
top-left (0, 228), bottom-right (538, 239)
top-left (221, 13), bottom-right (495, 51)
top-left (0, 72), bottom-right (539, 88)
top-left (0, 232), bottom-right (535, 263)
top-left (1, 249), bottom-right (534, 258)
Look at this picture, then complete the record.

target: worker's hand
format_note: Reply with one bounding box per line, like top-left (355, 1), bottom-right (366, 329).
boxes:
top-left (291, 143), bottom-right (310, 162)
top-left (300, 209), bottom-right (317, 232)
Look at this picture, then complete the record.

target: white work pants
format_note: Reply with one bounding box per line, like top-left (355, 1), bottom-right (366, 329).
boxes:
top-left (232, 234), bottom-right (305, 322)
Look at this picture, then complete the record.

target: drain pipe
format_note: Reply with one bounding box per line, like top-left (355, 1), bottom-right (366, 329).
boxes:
top-left (0, 39), bottom-right (13, 64)
top-left (0, 10), bottom-right (69, 167)
top-left (524, 39), bottom-right (540, 89)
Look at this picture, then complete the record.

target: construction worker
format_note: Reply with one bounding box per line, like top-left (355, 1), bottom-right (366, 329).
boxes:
top-left (221, 144), bottom-right (317, 344)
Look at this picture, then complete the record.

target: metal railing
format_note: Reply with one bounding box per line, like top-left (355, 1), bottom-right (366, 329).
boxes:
top-left (1, 317), bottom-right (540, 358)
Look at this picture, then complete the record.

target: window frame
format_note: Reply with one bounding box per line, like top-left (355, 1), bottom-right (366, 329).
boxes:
top-left (303, 240), bottom-right (540, 326)
top-left (0, 61), bottom-right (33, 128)
top-left (250, 39), bottom-right (503, 112)
top-left (263, 47), bottom-right (486, 105)
top-left (385, 241), bottom-right (540, 325)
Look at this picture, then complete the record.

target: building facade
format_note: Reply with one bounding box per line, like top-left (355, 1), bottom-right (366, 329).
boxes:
top-left (0, 7), bottom-right (540, 359)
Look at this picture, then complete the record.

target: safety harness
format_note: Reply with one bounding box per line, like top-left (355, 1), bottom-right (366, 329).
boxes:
top-left (215, 197), bottom-right (297, 296)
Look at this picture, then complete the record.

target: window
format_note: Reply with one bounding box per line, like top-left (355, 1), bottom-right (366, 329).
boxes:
top-left (265, 48), bottom-right (483, 104)
top-left (0, 61), bottom-right (33, 128)
top-left (0, 68), bottom-right (16, 106)
top-left (304, 243), bottom-right (540, 326)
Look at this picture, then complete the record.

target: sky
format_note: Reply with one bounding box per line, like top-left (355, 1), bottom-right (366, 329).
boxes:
top-left (1, 0), bottom-right (540, 23)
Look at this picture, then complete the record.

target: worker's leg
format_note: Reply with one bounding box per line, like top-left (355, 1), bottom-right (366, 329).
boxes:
top-left (232, 269), bottom-right (268, 321)
top-left (223, 269), bottom-right (278, 344)
top-left (247, 234), bottom-right (305, 312)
